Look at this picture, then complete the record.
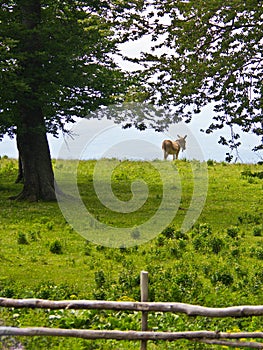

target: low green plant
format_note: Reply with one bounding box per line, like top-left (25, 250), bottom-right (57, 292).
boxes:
top-left (207, 159), bottom-right (214, 166)
top-left (156, 235), bottom-right (165, 246)
top-left (253, 226), bottom-right (262, 237)
top-left (192, 223), bottom-right (212, 237)
top-left (211, 270), bottom-right (234, 286)
top-left (49, 240), bottom-right (63, 254)
top-left (84, 241), bottom-right (92, 256)
top-left (250, 247), bottom-right (263, 260)
top-left (208, 236), bottom-right (224, 254)
top-left (17, 232), bottom-right (29, 245)
top-left (161, 226), bottom-right (175, 238)
top-left (227, 226), bottom-right (239, 239)
top-left (237, 212), bottom-right (261, 225)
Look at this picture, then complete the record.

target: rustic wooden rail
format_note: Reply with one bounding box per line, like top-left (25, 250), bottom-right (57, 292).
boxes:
top-left (1, 271), bottom-right (263, 349)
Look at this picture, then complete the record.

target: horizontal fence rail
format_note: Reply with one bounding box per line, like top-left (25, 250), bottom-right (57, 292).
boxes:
top-left (1, 298), bottom-right (263, 317)
top-left (1, 327), bottom-right (263, 349)
top-left (1, 271), bottom-right (263, 349)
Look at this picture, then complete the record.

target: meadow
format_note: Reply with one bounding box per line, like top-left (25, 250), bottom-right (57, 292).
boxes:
top-left (0, 156), bottom-right (262, 349)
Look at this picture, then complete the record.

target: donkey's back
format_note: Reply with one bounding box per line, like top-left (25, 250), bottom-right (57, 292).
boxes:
top-left (162, 135), bottom-right (187, 160)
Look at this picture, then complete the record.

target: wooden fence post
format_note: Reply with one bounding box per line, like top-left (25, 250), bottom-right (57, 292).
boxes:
top-left (140, 270), bottom-right (149, 350)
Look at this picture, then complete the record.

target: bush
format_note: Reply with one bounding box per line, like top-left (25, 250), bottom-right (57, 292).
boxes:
top-left (237, 213), bottom-right (261, 225)
top-left (49, 240), bottom-right (63, 254)
top-left (192, 223), bottom-right (212, 237)
top-left (192, 236), bottom-right (204, 252)
top-left (156, 236), bottom-right (165, 247)
top-left (208, 237), bottom-right (224, 254)
top-left (253, 226), bottom-right (262, 237)
top-left (207, 159), bottom-right (214, 166)
top-left (161, 226), bottom-right (175, 239)
top-left (17, 232), bottom-right (29, 245)
top-left (169, 245), bottom-right (181, 258)
top-left (84, 241), bottom-right (92, 256)
top-left (211, 271), bottom-right (234, 286)
top-left (250, 247), bottom-right (263, 260)
top-left (227, 226), bottom-right (239, 239)
top-left (174, 230), bottom-right (188, 240)
top-left (95, 270), bottom-right (106, 288)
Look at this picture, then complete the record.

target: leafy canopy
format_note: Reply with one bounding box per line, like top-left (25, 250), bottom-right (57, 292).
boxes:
top-left (138, 0), bottom-right (263, 154)
top-left (0, 0), bottom-right (145, 139)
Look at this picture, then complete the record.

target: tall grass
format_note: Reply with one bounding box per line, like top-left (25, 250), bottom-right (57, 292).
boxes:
top-left (0, 158), bottom-right (262, 349)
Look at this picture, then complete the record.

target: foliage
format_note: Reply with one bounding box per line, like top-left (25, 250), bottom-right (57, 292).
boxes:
top-left (49, 240), bottom-right (63, 254)
top-left (17, 232), bottom-right (29, 245)
top-left (0, 1), bottom-right (146, 140)
top-left (139, 0), bottom-right (263, 154)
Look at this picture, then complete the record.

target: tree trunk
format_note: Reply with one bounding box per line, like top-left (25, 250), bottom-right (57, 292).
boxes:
top-left (15, 155), bottom-right (24, 183)
top-left (12, 107), bottom-right (56, 202)
top-left (9, 0), bottom-right (57, 201)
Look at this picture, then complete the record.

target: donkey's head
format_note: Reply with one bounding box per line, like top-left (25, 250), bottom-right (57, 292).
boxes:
top-left (176, 135), bottom-right (187, 151)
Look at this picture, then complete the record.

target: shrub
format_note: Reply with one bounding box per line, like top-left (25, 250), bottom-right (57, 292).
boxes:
top-left (95, 270), bottom-right (106, 288)
top-left (211, 271), bottom-right (234, 286)
top-left (207, 159), bottom-right (214, 166)
top-left (29, 231), bottom-right (40, 242)
top-left (208, 237), bottom-right (224, 254)
top-left (174, 230), bottom-right (188, 240)
top-left (251, 247), bottom-right (263, 260)
top-left (256, 248), bottom-right (263, 260)
top-left (49, 240), bottom-right (63, 254)
top-left (178, 238), bottom-right (187, 250)
top-left (192, 223), bottom-right (212, 237)
top-left (17, 232), bottom-right (29, 245)
top-left (161, 226), bottom-right (175, 239)
top-left (241, 170), bottom-right (263, 180)
top-left (156, 236), bottom-right (165, 247)
top-left (169, 245), bottom-right (181, 258)
top-left (192, 236), bottom-right (204, 252)
top-left (253, 226), bottom-right (262, 237)
top-left (35, 282), bottom-right (77, 299)
top-left (46, 222), bottom-right (54, 230)
top-left (227, 226), bottom-right (239, 239)
top-left (237, 213), bottom-right (261, 225)
top-left (231, 248), bottom-right (240, 257)
top-left (84, 241), bottom-right (92, 256)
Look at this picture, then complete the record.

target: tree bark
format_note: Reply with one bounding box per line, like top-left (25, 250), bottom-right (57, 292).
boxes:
top-left (15, 155), bottom-right (24, 183)
top-left (13, 108), bottom-right (56, 202)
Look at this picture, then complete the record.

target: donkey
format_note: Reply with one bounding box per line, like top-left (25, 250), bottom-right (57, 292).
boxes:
top-left (162, 135), bottom-right (187, 160)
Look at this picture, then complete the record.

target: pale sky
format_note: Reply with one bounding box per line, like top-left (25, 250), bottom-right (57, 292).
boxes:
top-left (1, 114), bottom-right (261, 163)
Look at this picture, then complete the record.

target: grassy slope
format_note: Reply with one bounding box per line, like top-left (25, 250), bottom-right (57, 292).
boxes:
top-left (0, 158), bottom-right (262, 349)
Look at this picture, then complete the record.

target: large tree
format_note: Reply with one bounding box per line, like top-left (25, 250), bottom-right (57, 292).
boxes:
top-left (139, 0), bottom-right (263, 158)
top-left (0, 0), bottom-right (144, 200)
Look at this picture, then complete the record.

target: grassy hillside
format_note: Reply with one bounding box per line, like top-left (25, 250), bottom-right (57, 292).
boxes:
top-left (0, 157), bottom-right (262, 349)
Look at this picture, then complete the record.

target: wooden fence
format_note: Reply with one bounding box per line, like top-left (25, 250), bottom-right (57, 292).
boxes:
top-left (1, 271), bottom-right (263, 349)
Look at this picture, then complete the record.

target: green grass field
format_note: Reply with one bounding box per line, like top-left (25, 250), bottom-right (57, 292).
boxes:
top-left (0, 157), bottom-right (262, 349)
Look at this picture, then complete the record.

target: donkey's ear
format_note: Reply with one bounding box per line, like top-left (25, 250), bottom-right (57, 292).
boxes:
top-left (177, 134), bottom-right (181, 138)
top-left (184, 135), bottom-right (187, 139)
